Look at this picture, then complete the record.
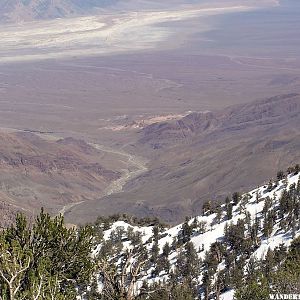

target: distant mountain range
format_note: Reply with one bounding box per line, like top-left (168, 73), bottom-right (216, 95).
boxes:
top-left (0, 0), bottom-right (118, 22)
top-left (0, 0), bottom-right (276, 23)
top-left (0, 0), bottom-right (192, 22)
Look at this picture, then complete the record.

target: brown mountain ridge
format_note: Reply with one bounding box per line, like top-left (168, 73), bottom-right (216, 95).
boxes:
top-left (65, 93), bottom-right (300, 224)
top-left (0, 131), bottom-right (121, 226)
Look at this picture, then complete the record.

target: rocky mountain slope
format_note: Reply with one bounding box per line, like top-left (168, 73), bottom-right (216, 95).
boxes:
top-left (140, 93), bottom-right (300, 146)
top-left (89, 166), bottom-right (300, 299)
top-left (67, 93), bottom-right (300, 224)
top-left (0, 131), bottom-right (121, 226)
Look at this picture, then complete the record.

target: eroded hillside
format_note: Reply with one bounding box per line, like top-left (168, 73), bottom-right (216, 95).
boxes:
top-left (0, 131), bottom-right (124, 226)
top-left (66, 94), bottom-right (300, 224)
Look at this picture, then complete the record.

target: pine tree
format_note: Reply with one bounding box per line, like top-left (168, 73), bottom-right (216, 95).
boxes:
top-left (215, 270), bottom-right (230, 299)
top-left (215, 205), bottom-right (223, 224)
top-left (151, 241), bottom-right (159, 263)
top-left (177, 217), bottom-right (193, 246)
top-left (0, 210), bottom-right (94, 300)
top-left (246, 257), bottom-right (260, 282)
top-left (231, 258), bottom-right (245, 289)
top-left (162, 242), bottom-right (171, 257)
top-left (270, 236), bottom-right (300, 293)
top-left (273, 243), bottom-right (287, 264)
top-left (277, 170), bottom-right (285, 180)
top-left (191, 217), bottom-right (198, 231)
top-left (197, 221), bottom-right (207, 234)
top-left (225, 195), bottom-right (233, 220)
top-left (232, 192), bottom-right (241, 206)
top-left (263, 210), bottom-right (275, 238)
top-left (202, 271), bottom-right (211, 300)
top-left (234, 275), bottom-right (270, 300)
top-left (250, 216), bottom-right (260, 248)
top-left (224, 220), bottom-right (246, 254)
top-left (0, 235), bottom-right (32, 300)
top-left (184, 241), bottom-right (200, 279)
top-left (263, 248), bottom-right (275, 279)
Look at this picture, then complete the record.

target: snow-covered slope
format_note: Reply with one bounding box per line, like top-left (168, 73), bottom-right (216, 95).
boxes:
top-left (92, 169), bottom-right (300, 299)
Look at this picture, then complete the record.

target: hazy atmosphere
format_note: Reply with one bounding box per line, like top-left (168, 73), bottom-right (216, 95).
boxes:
top-left (0, 1), bottom-right (299, 299)
top-left (0, 0), bottom-right (299, 223)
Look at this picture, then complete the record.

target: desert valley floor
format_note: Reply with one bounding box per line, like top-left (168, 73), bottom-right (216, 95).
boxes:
top-left (0, 0), bottom-right (299, 225)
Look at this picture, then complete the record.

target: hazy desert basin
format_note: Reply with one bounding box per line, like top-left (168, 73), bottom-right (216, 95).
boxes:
top-left (0, 0), bottom-right (278, 63)
top-left (0, 0), bottom-right (300, 225)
